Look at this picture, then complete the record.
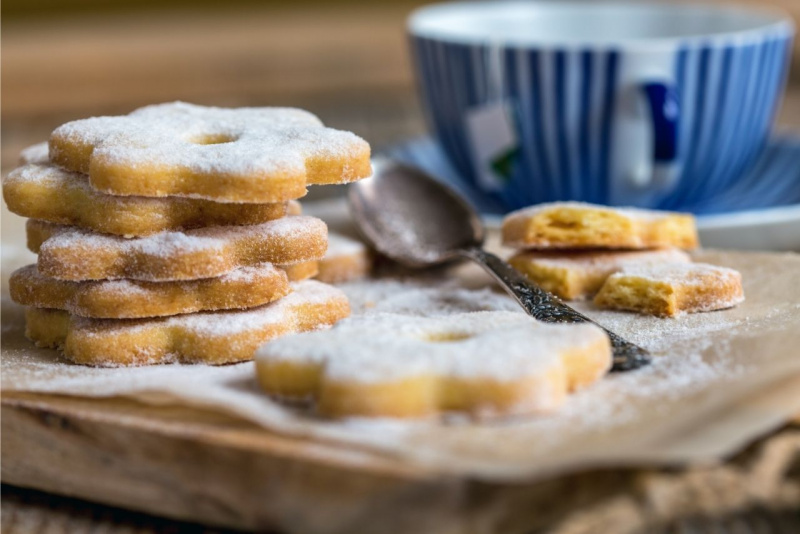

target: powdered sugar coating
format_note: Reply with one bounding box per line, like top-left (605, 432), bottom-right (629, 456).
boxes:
top-left (5, 161), bottom-right (292, 237)
top-left (33, 216), bottom-right (328, 281)
top-left (611, 262), bottom-right (741, 285)
top-left (44, 224), bottom-right (226, 255)
top-left (73, 280), bottom-right (345, 337)
top-left (10, 262), bottom-right (304, 319)
top-left (597, 262), bottom-right (746, 316)
top-left (4, 163), bottom-right (76, 188)
top-left (25, 280), bottom-right (350, 366)
top-left (508, 249), bottom-right (694, 300)
top-left (19, 142), bottom-right (49, 165)
top-left (520, 249), bottom-right (691, 271)
top-left (258, 311), bottom-right (610, 382)
top-left (505, 201), bottom-right (688, 223)
top-left (502, 201), bottom-right (699, 250)
top-left (49, 102), bottom-right (371, 201)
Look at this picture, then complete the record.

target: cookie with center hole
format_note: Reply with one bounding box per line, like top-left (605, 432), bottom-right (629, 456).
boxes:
top-left (10, 261), bottom-right (318, 319)
top-left (26, 280), bottom-right (350, 366)
top-left (48, 102), bottom-right (372, 203)
top-left (4, 157), bottom-right (296, 237)
top-left (256, 311), bottom-right (611, 419)
top-left (27, 216), bottom-right (327, 282)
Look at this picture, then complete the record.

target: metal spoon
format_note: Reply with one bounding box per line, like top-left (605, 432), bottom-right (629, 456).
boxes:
top-left (348, 157), bottom-right (650, 371)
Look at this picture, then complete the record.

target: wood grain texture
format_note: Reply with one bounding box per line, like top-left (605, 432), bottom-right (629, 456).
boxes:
top-left (3, 392), bottom-right (800, 534)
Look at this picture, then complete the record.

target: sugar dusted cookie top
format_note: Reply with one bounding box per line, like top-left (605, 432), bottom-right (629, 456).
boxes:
top-left (3, 161), bottom-right (292, 236)
top-left (610, 262), bottom-right (741, 285)
top-left (26, 280), bottom-right (350, 366)
top-left (508, 248), bottom-right (692, 300)
top-left (262, 311), bottom-right (604, 381)
top-left (502, 201), bottom-right (698, 250)
top-left (595, 262), bottom-right (745, 317)
top-left (49, 102), bottom-right (372, 203)
top-left (10, 260), bottom-right (316, 319)
top-left (29, 216), bottom-right (328, 282)
top-left (514, 248), bottom-right (691, 271)
top-left (256, 311), bottom-right (612, 418)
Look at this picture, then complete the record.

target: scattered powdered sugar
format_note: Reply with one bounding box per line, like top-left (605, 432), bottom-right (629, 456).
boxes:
top-left (339, 277), bottom-right (520, 316)
top-left (518, 339), bottom-right (738, 445)
top-left (51, 101), bottom-right (369, 179)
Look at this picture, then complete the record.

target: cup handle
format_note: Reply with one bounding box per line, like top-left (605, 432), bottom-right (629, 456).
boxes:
top-left (628, 81), bottom-right (680, 188)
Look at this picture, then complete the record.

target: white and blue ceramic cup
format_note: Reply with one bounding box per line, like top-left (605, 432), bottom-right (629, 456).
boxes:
top-left (409, 1), bottom-right (794, 209)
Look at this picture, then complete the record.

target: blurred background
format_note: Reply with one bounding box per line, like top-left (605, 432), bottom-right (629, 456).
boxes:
top-left (2, 1), bottom-right (800, 529)
top-left (2, 0), bottom-right (800, 243)
top-left (1, 0), bottom-right (434, 164)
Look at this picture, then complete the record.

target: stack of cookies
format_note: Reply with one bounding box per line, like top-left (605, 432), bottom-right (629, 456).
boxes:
top-left (502, 202), bottom-right (745, 317)
top-left (3, 102), bottom-right (372, 366)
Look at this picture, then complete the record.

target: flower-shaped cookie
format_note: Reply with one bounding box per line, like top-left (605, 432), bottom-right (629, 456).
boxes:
top-left (10, 261), bottom-right (317, 319)
top-left (26, 281), bottom-right (350, 366)
top-left (27, 216), bottom-right (327, 282)
top-left (256, 311), bottom-right (612, 419)
top-left (49, 102), bottom-right (372, 203)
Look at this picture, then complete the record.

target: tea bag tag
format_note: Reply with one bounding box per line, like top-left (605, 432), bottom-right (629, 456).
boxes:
top-left (465, 102), bottom-right (519, 191)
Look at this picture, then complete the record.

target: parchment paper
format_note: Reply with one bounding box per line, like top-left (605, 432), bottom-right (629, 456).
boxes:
top-left (3, 211), bottom-right (800, 482)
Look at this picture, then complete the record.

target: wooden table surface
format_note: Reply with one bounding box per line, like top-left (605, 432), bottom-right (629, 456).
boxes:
top-left (3, 2), bottom-right (800, 532)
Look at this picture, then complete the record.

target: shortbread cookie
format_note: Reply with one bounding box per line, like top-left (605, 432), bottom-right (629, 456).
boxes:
top-left (26, 280), bottom-right (350, 366)
top-left (594, 262), bottom-right (744, 317)
top-left (3, 162), bottom-right (294, 237)
top-left (315, 232), bottom-right (371, 283)
top-left (49, 102), bottom-right (372, 203)
top-left (509, 249), bottom-right (691, 300)
top-left (502, 202), bottom-right (698, 250)
top-left (26, 216), bottom-right (327, 281)
top-left (10, 261), bottom-right (317, 319)
top-left (256, 312), bottom-right (611, 419)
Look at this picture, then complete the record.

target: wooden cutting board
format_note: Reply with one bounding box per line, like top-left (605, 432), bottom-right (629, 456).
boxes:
top-left (5, 377), bottom-right (800, 533)
top-left (2, 389), bottom-right (659, 534)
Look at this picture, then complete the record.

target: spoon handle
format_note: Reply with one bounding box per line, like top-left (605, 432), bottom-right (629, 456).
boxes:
top-left (459, 247), bottom-right (650, 372)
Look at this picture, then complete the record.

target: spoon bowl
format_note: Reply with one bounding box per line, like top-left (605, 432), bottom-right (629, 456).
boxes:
top-left (348, 157), bottom-right (484, 267)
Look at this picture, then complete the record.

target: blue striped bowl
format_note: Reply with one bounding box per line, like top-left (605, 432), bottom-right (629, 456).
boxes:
top-left (409, 1), bottom-right (794, 210)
